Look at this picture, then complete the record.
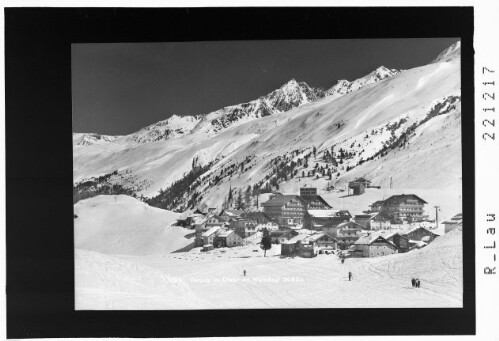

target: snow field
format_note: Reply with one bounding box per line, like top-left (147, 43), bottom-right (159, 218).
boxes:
top-left (76, 227), bottom-right (462, 309)
top-left (74, 195), bottom-right (192, 255)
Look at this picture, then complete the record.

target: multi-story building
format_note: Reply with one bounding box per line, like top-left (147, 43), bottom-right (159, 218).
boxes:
top-left (380, 194), bottom-right (428, 224)
top-left (232, 217), bottom-right (259, 238)
top-left (299, 187), bottom-right (333, 210)
top-left (262, 195), bottom-right (307, 227)
top-left (323, 221), bottom-right (364, 250)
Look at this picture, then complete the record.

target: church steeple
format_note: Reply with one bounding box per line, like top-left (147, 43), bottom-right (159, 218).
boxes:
top-left (228, 182), bottom-right (233, 207)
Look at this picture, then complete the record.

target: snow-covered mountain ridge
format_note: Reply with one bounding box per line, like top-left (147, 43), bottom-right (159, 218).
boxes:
top-left (73, 133), bottom-right (122, 146)
top-left (74, 42), bottom-right (461, 219)
top-left (74, 66), bottom-right (403, 146)
top-left (325, 66), bottom-right (402, 98)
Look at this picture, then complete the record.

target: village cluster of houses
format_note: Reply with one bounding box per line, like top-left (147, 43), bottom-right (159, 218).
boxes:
top-left (176, 183), bottom-right (460, 258)
top-left (176, 208), bottom-right (279, 251)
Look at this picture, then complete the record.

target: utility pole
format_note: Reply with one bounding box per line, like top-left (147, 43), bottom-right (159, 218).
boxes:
top-left (434, 206), bottom-right (440, 229)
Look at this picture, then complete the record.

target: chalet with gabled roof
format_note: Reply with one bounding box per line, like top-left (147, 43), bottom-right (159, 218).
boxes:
top-left (214, 229), bottom-right (243, 248)
top-left (323, 221), bottom-right (364, 250)
top-left (352, 233), bottom-right (398, 257)
top-left (205, 215), bottom-right (227, 227)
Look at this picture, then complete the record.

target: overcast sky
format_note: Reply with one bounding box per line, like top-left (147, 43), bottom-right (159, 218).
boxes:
top-left (72, 38), bottom-right (458, 135)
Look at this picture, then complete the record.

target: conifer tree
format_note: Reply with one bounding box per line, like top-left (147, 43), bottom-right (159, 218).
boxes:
top-left (261, 228), bottom-right (272, 257)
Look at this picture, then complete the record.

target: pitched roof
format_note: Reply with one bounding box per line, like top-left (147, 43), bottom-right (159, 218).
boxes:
top-left (303, 233), bottom-right (338, 243)
top-left (372, 211), bottom-right (391, 221)
top-left (354, 214), bottom-right (375, 219)
top-left (243, 211), bottom-right (273, 222)
top-left (220, 209), bottom-right (244, 217)
top-left (352, 177), bottom-right (371, 183)
top-left (281, 234), bottom-right (309, 245)
top-left (262, 195), bottom-right (304, 207)
top-left (300, 195), bottom-right (333, 208)
top-left (336, 221), bottom-right (364, 229)
top-left (202, 226), bottom-right (222, 237)
top-left (217, 230), bottom-right (235, 238)
top-left (370, 200), bottom-right (384, 207)
top-left (383, 194), bottom-right (428, 205)
top-left (355, 233), bottom-right (395, 247)
top-left (307, 209), bottom-right (341, 218)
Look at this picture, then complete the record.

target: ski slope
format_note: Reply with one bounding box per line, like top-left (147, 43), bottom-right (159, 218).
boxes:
top-left (75, 226), bottom-right (462, 309)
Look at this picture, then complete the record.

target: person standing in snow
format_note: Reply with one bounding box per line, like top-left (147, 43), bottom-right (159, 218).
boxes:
top-left (416, 279), bottom-right (420, 288)
top-left (243, 270), bottom-right (246, 277)
top-left (411, 278), bottom-right (416, 287)
top-left (348, 272), bottom-right (352, 281)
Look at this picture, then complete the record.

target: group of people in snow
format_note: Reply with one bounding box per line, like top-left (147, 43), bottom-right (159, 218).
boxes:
top-left (411, 277), bottom-right (421, 288)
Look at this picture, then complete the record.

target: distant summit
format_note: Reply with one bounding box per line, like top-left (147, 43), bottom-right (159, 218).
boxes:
top-left (73, 133), bottom-right (121, 146)
top-left (431, 41), bottom-right (461, 63)
top-left (325, 66), bottom-right (402, 98)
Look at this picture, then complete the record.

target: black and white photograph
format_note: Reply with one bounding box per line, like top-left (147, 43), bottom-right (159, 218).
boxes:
top-left (6, 5), bottom-right (485, 339)
top-left (72, 38), bottom-right (463, 310)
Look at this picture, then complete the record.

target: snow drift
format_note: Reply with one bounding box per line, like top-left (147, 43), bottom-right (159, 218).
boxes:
top-left (74, 195), bottom-right (192, 255)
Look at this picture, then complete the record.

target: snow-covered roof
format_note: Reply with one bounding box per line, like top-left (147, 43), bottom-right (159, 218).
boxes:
top-left (302, 233), bottom-right (325, 243)
top-left (355, 232), bottom-right (395, 247)
top-left (217, 230), bottom-right (234, 238)
top-left (307, 209), bottom-right (341, 218)
top-left (383, 194), bottom-right (428, 205)
top-left (409, 240), bottom-right (427, 248)
top-left (283, 234), bottom-right (310, 244)
top-left (202, 226), bottom-right (222, 237)
top-left (221, 209), bottom-right (244, 217)
top-left (336, 221), bottom-right (364, 229)
top-left (262, 195), bottom-right (304, 206)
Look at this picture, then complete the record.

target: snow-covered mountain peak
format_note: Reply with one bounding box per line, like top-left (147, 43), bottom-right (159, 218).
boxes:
top-left (73, 133), bottom-right (121, 146)
top-left (325, 66), bottom-right (401, 98)
top-left (280, 78), bottom-right (299, 89)
top-left (431, 41), bottom-right (461, 63)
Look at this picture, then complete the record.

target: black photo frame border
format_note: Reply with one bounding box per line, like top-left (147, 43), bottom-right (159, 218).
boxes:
top-left (5, 7), bottom-right (475, 338)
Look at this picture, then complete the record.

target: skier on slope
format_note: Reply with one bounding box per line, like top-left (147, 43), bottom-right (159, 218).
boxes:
top-left (348, 271), bottom-right (352, 281)
top-left (416, 279), bottom-right (420, 288)
top-left (411, 277), bottom-right (416, 287)
top-left (243, 269), bottom-right (246, 277)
